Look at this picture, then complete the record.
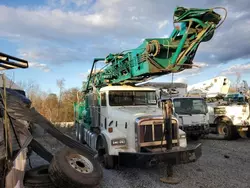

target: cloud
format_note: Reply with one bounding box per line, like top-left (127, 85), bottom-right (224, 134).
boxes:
top-left (18, 45), bottom-right (89, 64)
top-left (221, 63), bottom-right (250, 75)
top-left (48, 0), bottom-right (93, 8)
top-left (196, 0), bottom-right (250, 63)
top-left (1, 0), bottom-right (250, 73)
top-left (29, 62), bottom-right (51, 72)
top-left (175, 77), bottom-right (187, 83)
top-left (80, 68), bottom-right (103, 81)
top-left (158, 20), bottom-right (169, 29)
top-left (79, 72), bottom-right (88, 80)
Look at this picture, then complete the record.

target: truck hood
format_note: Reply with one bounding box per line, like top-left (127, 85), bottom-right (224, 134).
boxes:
top-left (114, 106), bottom-right (162, 119)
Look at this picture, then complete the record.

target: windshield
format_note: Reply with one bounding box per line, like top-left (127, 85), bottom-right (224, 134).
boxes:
top-left (173, 98), bottom-right (207, 115)
top-left (109, 90), bottom-right (156, 106)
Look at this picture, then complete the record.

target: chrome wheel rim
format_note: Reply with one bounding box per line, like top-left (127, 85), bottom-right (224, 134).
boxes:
top-left (67, 154), bottom-right (94, 174)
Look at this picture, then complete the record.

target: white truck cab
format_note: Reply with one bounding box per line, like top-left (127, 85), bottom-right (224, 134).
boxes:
top-left (75, 85), bottom-right (201, 169)
top-left (170, 97), bottom-right (210, 139)
top-left (139, 82), bottom-right (210, 140)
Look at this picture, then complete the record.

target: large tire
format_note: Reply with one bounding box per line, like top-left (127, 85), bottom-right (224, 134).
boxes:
top-left (24, 165), bottom-right (55, 188)
top-left (96, 137), bottom-right (116, 169)
top-left (247, 129), bottom-right (250, 138)
top-left (190, 134), bottom-right (202, 141)
top-left (48, 147), bottom-right (103, 188)
top-left (217, 122), bottom-right (236, 140)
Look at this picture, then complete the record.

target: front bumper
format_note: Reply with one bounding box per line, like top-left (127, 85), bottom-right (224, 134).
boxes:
top-left (180, 125), bottom-right (210, 135)
top-left (118, 143), bottom-right (202, 168)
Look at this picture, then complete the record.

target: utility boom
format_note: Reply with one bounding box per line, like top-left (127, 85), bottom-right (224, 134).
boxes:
top-left (86, 7), bottom-right (225, 91)
top-left (75, 6), bottom-right (226, 172)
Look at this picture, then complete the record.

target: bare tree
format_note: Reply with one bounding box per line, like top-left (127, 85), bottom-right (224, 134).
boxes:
top-left (56, 78), bottom-right (65, 120)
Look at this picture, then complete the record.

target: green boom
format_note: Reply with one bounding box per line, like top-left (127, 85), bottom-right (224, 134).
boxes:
top-left (84, 6), bottom-right (226, 92)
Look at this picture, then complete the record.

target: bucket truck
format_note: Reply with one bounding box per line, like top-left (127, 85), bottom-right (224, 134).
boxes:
top-left (73, 6), bottom-right (226, 171)
top-left (188, 76), bottom-right (250, 139)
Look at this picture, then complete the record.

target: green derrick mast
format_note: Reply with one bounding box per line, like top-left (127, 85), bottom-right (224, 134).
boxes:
top-left (84, 7), bottom-right (225, 92)
top-left (75, 6), bottom-right (226, 128)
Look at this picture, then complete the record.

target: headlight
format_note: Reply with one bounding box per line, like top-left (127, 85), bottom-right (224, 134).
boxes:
top-left (179, 134), bottom-right (186, 139)
top-left (111, 138), bottom-right (126, 146)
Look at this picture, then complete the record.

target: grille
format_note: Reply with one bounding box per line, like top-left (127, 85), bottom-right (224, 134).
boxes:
top-left (139, 121), bottom-right (178, 147)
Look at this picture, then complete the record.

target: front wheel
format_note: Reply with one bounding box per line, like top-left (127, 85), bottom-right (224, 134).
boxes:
top-left (217, 122), bottom-right (236, 140)
top-left (190, 134), bottom-right (202, 140)
top-left (96, 138), bottom-right (117, 169)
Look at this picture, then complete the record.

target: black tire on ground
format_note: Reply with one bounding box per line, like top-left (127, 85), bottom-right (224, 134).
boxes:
top-left (246, 129), bottom-right (250, 138)
top-left (23, 165), bottom-right (55, 188)
top-left (48, 147), bottom-right (103, 188)
top-left (217, 122), bottom-right (236, 140)
top-left (96, 137), bottom-right (116, 169)
top-left (190, 134), bottom-right (202, 140)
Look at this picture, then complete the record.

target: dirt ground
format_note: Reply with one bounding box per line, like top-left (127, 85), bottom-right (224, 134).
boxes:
top-left (28, 127), bottom-right (250, 188)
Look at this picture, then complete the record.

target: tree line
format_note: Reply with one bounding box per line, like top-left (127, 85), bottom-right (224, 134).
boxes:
top-left (17, 79), bottom-right (84, 123)
top-left (14, 73), bottom-right (245, 123)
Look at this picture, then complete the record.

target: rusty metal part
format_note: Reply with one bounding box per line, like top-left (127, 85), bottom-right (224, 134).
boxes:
top-left (67, 153), bottom-right (94, 174)
top-left (146, 40), bottom-right (161, 57)
top-left (160, 176), bottom-right (180, 184)
top-left (2, 88), bottom-right (96, 157)
top-left (0, 52), bottom-right (28, 70)
top-left (1, 74), bottom-right (12, 160)
top-left (7, 107), bottom-right (96, 156)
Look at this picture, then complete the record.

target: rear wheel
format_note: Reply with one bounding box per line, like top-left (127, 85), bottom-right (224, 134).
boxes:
top-left (217, 122), bottom-right (236, 140)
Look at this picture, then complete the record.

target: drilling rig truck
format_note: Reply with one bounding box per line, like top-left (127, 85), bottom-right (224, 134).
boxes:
top-left (74, 6), bottom-right (226, 169)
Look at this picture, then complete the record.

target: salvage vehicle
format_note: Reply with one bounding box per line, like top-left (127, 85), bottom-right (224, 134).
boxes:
top-left (74, 6), bottom-right (226, 172)
top-left (0, 52), bottom-right (102, 188)
top-left (139, 82), bottom-right (210, 140)
top-left (188, 76), bottom-right (250, 139)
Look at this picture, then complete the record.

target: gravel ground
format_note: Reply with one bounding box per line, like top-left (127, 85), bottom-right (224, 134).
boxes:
top-left (28, 128), bottom-right (250, 188)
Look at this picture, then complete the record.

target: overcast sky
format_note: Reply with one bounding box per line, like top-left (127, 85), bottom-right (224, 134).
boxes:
top-left (1, 0), bottom-right (250, 93)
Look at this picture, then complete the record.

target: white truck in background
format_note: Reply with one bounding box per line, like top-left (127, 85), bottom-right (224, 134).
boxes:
top-left (188, 76), bottom-right (250, 139)
top-left (138, 82), bottom-right (210, 140)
